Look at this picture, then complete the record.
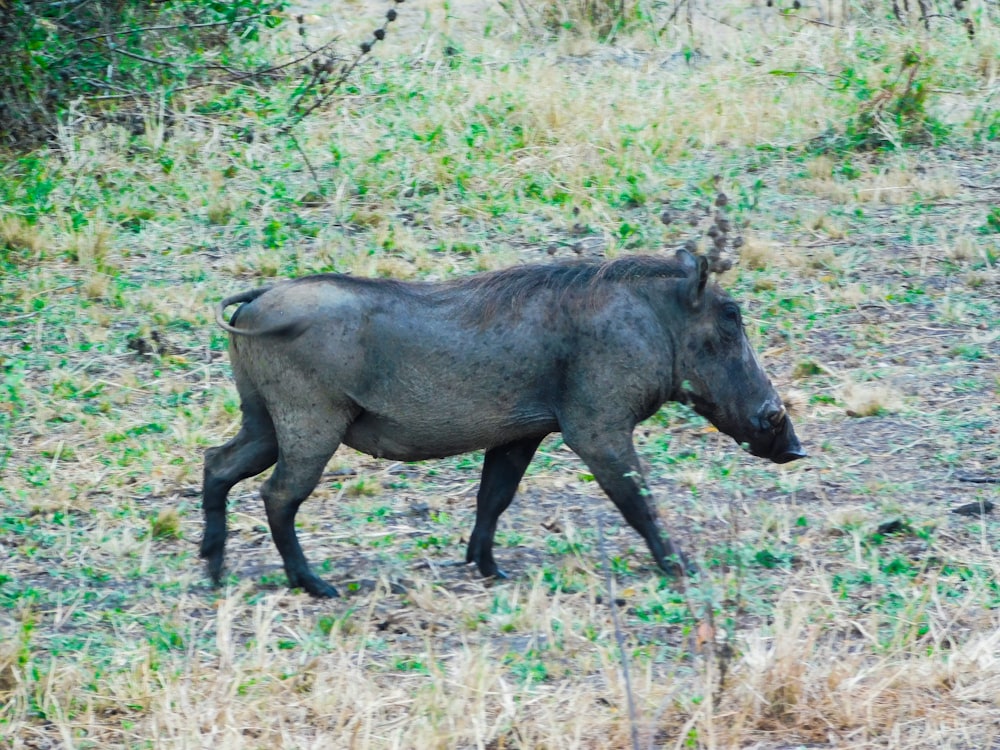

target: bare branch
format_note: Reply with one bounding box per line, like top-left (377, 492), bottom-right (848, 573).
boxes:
top-left (72, 15), bottom-right (272, 44)
top-left (597, 517), bottom-right (641, 750)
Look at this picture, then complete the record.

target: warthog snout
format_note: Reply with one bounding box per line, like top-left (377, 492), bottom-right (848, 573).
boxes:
top-left (747, 401), bottom-right (806, 464)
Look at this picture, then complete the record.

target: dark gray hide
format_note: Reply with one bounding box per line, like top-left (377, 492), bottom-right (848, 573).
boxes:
top-left (202, 248), bottom-right (805, 597)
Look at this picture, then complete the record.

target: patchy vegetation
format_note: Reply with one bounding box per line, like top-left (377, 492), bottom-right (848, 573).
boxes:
top-left (1, 0), bottom-right (998, 747)
top-left (0, 0), bottom-right (287, 147)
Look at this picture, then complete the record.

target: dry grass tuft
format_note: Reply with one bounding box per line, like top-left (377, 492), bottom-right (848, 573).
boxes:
top-left (841, 379), bottom-right (905, 417)
top-left (739, 236), bottom-right (794, 272)
top-left (803, 164), bottom-right (958, 206)
top-left (80, 273), bottom-right (111, 301)
top-left (206, 198), bottom-right (237, 226)
top-left (150, 509), bottom-right (183, 540)
top-left (782, 388), bottom-right (809, 417)
top-left (63, 221), bottom-right (114, 269)
top-left (0, 216), bottom-right (46, 260)
top-left (804, 211), bottom-right (848, 239)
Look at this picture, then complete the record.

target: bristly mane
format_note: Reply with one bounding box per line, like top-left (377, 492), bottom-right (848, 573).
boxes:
top-left (295, 254), bottom-right (692, 324)
top-left (446, 253), bottom-right (692, 323)
top-left (452, 253), bottom-right (689, 293)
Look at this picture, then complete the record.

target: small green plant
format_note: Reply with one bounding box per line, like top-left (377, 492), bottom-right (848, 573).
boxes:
top-left (792, 360), bottom-right (824, 379)
top-left (346, 477), bottom-right (381, 497)
top-left (503, 648), bottom-right (550, 683)
top-left (982, 206), bottom-right (1000, 234)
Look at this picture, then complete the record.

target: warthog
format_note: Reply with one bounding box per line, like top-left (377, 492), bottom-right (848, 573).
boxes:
top-left (202, 248), bottom-right (804, 597)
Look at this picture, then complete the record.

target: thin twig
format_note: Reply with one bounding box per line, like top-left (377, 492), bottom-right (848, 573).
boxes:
top-left (956, 475), bottom-right (1000, 484)
top-left (665, 0), bottom-right (690, 25)
top-left (698, 12), bottom-right (744, 30)
top-left (797, 15), bottom-right (841, 27)
top-left (597, 517), bottom-right (640, 750)
top-left (280, 48), bottom-right (368, 134)
top-left (56, 0), bottom-right (100, 23)
top-left (287, 133), bottom-right (319, 185)
top-left (82, 39), bottom-right (336, 101)
top-left (232, 39), bottom-right (341, 81)
top-left (71, 15), bottom-right (270, 44)
top-left (86, 79), bottom-right (224, 101)
top-left (279, 7), bottom-right (402, 135)
top-left (106, 44), bottom-right (181, 68)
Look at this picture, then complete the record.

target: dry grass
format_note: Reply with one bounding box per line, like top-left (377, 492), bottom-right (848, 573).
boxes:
top-left (801, 161), bottom-right (959, 206)
top-left (841, 380), bottom-right (906, 417)
top-left (3, 559), bottom-right (998, 747)
top-left (1, 0), bottom-right (999, 748)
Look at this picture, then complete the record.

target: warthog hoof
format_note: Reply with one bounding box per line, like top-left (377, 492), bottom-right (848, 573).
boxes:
top-left (657, 548), bottom-right (697, 578)
top-left (288, 573), bottom-right (339, 598)
top-left (200, 540), bottom-right (226, 586)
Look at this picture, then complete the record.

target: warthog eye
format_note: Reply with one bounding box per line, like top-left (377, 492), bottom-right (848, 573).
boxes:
top-left (721, 303), bottom-right (741, 330)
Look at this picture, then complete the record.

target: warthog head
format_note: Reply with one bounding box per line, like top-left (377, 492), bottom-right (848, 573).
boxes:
top-left (672, 249), bottom-right (805, 464)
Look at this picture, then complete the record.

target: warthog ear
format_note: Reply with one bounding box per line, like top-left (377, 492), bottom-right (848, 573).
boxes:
top-left (675, 247), bottom-right (709, 307)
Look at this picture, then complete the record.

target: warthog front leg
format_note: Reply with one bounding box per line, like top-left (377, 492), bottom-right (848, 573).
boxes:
top-left (563, 430), bottom-right (690, 576)
top-left (466, 435), bottom-right (544, 578)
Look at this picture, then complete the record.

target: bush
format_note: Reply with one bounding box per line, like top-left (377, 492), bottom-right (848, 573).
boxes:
top-left (840, 49), bottom-right (949, 150)
top-left (0, 0), bottom-right (285, 147)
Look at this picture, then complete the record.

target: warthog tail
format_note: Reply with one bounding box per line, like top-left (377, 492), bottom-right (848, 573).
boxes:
top-left (215, 287), bottom-right (308, 337)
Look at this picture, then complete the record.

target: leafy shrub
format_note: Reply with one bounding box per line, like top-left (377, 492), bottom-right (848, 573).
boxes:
top-left (0, 0), bottom-right (285, 147)
top-left (785, 47), bottom-right (951, 153)
top-left (840, 49), bottom-right (949, 150)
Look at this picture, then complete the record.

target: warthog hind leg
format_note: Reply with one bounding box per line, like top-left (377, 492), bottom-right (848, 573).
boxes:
top-left (261, 414), bottom-right (348, 598)
top-left (202, 399), bottom-right (279, 585)
top-left (466, 435), bottom-right (544, 578)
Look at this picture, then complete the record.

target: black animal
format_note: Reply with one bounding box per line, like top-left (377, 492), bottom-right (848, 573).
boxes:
top-left (202, 249), bottom-right (805, 597)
